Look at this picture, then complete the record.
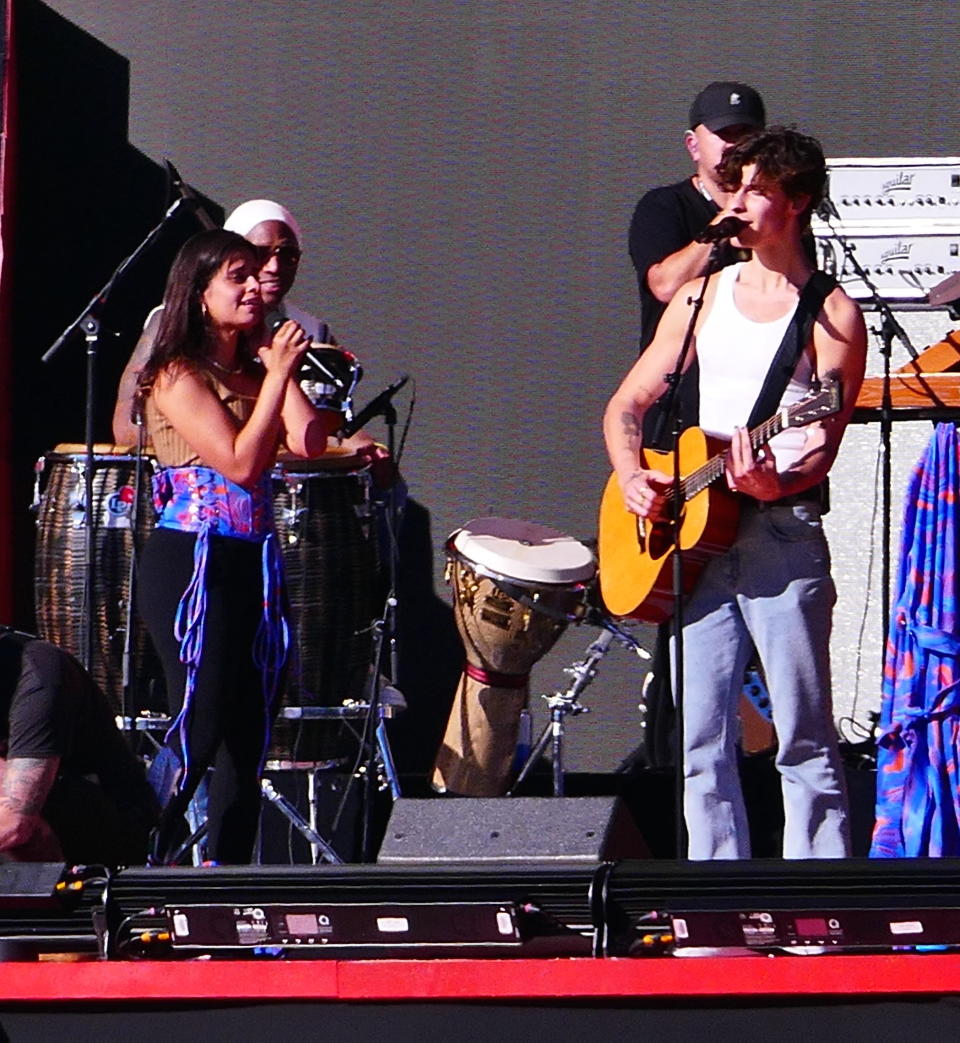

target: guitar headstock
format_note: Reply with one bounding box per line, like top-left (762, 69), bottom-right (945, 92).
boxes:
top-left (784, 381), bottom-right (842, 428)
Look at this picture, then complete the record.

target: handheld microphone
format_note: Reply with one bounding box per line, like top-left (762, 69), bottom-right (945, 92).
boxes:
top-left (265, 310), bottom-right (346, 389)
top-left (697, 215), bottom-right (747, 243)
top-left (266, 310), bottom-right (290, 335)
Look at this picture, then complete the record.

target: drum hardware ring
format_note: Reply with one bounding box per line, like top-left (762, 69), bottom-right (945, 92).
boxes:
top-left (445, 537), bottom-right (593, 624)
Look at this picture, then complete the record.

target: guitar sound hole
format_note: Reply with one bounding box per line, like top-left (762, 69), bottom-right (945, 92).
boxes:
top-left (649, 522), bottom-right (673, 560)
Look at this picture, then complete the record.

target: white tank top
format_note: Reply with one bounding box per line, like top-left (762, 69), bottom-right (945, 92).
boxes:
top-left (696, 263), bottom-right (816, 471)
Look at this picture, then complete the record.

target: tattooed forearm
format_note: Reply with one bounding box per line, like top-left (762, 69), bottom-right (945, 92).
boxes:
top-left (620, 411), bottom-right (642, 450)
top-left (0, 757), bottom-right (58, 815)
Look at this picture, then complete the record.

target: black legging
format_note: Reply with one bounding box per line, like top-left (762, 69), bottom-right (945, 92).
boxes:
top-left (138, 527), bottom-right (274, 863)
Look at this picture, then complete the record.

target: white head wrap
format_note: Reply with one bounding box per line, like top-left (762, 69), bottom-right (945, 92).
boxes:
top-left (223, 199), bottom-right (302, 247)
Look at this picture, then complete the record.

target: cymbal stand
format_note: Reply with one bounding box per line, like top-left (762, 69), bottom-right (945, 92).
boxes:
top-left (509, 617), bottom-right (649, 797)
top-left (159, 762), bottom-right (347, 865)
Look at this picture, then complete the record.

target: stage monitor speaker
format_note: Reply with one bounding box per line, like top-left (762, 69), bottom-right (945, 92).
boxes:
top-left (377, 796), bottom-right (648, 864)
top-left (0, 862), bottom-right (65, 908)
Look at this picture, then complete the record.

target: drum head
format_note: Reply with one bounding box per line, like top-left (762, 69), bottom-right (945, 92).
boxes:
top-left (49, 443), bottom-right (147, 461)
top-left (449, 516), bottom-right (594, 586)
top-left (275, 443), bottom-right (370, 474)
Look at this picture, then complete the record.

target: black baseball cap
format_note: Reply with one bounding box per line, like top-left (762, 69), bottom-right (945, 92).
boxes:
top-left (689, 81), bottom-right (765, 132)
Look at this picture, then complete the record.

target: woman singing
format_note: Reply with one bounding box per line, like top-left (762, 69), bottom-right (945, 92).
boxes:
top-left (137, 229), bottom-right (338, 864)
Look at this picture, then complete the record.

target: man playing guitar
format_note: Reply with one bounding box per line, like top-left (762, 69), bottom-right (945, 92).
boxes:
top-left (603, 126), bottom-right (866, 860)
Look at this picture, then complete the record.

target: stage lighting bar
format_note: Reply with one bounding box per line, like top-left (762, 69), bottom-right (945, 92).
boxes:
top-left (105, 862), bottom-right (609, 959)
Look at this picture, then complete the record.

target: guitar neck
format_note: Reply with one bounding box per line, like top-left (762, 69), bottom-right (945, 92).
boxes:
top-left (682, 411), bottom-right (786, 501)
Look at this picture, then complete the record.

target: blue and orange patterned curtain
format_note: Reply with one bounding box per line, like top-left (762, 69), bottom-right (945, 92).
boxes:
top-left (872, 422), bottom-right (960, 857)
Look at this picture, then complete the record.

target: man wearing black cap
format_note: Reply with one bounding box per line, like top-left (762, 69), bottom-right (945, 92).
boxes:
top-left (629, 81), bottom-right (766, 445)
top-left (626, 84), bottom-right (767, 774)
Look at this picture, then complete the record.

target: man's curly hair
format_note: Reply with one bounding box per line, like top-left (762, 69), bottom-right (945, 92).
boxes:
top-left (715, 125), bottom-right (826, 227)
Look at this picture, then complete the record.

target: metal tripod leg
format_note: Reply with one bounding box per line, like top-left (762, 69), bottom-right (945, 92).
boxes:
top-left (376, 718), bottom-right (401, 800)
top-left (508, 616), bottom-right (650, 797)
top-left (260, 776), bottom-right (344, 864)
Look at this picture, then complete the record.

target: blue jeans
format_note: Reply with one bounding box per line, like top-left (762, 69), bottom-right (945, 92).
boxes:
top-left (676, 500), bottom-right (850, 859)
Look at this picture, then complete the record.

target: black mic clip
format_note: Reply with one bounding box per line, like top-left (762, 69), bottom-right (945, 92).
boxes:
top-left (696, 215), bottom-right (747, 244)
top-left (815, 195), bottom-right (842, 222)
top-left (341, 374), bottom-right (410, 438)
top-left (164, 160), bottom-right (217, 230)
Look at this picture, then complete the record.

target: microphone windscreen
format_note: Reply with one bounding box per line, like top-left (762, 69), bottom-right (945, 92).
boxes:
top-left (264, 310), bottom-right (287, 333)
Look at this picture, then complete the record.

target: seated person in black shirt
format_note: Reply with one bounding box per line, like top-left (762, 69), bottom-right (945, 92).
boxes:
top-left (0, 630), bottom-right (157, 865)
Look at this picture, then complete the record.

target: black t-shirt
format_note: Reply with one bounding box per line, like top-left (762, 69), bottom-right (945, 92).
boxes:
top-left (629, 177), bottom-right (720, 352)
top-left (0, 631), bottom-right (157, 861)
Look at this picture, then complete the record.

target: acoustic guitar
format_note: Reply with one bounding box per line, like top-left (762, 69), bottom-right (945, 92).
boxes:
top-left (598, 383), bottom-right (841, 622)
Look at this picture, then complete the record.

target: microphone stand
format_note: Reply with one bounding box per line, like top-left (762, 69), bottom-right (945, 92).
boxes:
top-left (817, 207), bottom-right (917, 660)
top-left (42, 194), bottom-right (198, 675)
top-left (652, 244), bottom-right (724, 860)
top-left (357, 389), bottom-right (405, 861)
top-left (119, 419), bottom-right (149, 728)
top-left (509, 615), bottom-right (648, 796)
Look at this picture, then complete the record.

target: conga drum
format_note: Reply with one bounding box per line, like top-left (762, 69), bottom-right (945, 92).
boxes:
top-left (432, 517), bottom-right (595, 796)
top-left (268, 447), bottom-right (379, 767)
top-left (32, 444), bottom-right (160, 714)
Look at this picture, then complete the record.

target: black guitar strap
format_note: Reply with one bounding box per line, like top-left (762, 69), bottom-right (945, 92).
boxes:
top-left (745, 270), bottom-right (837, 429)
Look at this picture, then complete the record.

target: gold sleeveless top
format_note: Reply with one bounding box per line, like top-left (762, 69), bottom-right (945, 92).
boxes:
top-left (144, 366), bottom-right (257, 468)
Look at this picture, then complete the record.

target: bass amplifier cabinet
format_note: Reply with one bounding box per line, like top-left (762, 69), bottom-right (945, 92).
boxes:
top-left (812, 157), bottom-right (960, 302)
top-left (609, 858), bottom-right (960, 954)
top-left (820, 157), bottom-right (960, 222)
top-left (813, 221), bottom-right (960, 301)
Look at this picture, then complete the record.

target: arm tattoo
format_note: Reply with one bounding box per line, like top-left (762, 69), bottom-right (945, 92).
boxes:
top-left (620, 411), bottom-right (643, 453)
top-left (619, 411), bottom-right (640, 436)
top-left (0, 757), bottom-right (59, 816)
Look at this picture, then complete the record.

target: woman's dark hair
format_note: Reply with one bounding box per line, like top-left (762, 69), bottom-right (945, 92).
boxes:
top-left (138, 229), bottom-right (259, 393)
top-left (716, 125), bottom-right (826, 227)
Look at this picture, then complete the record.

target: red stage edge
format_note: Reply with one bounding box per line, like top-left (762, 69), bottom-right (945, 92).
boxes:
top-left (1, 953), bottom-right (959, 1004)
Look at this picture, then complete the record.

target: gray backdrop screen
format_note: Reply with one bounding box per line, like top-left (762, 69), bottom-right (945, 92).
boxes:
top-left (28, 0), bottom-right (960, 772)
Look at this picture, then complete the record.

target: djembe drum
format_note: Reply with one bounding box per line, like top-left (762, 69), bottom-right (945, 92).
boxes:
top-left (33, 443), bottom-right (159, 714)
top-left (432, 516), bottom-right (595, 796)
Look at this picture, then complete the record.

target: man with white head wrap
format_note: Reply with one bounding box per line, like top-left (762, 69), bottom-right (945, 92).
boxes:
top-left (113, 198), bottom-right (335, 442)
top-left (222, 199), bottom-right (331, 343)
top-left (110, 199), bottom-right (399, 859)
